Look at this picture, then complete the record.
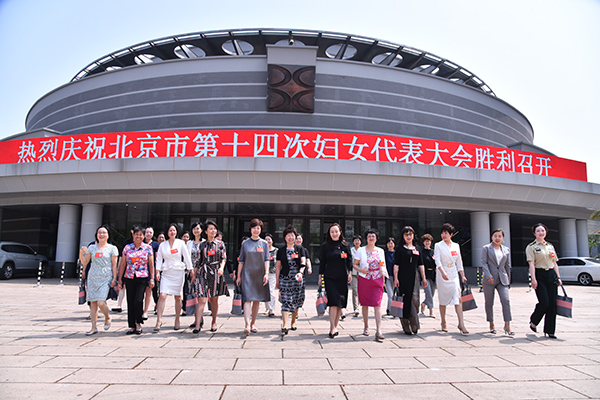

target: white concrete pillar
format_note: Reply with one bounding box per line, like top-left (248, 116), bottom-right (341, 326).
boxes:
top-left (491, 213), bottom-right (511, 249)
top-left (558, 218), bottom-right (578, 258)
top-left (56, 204), bottom-right (81, 263)
top-left (80, 204), bottom-right (103, 247)
top-left (0, 208), bottom-right (3, 239)
top-left (470, 211), bottom-right (490, 267)
top-left (576, 219), bottom-right (590, 257)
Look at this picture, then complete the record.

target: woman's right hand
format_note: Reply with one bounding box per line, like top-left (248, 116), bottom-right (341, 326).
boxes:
top-left (441, 271), bottom-right (449, 281)
top-left (394, 278), bottom-right (399, 287)
top-left (531, 278), bottom-right (538, 290)
top-left (156, 271), bottom-right (161, 281)
top-left (487, 277), bottom-right (494, 284)
top-left (79, 246), bottom-right (87, 257)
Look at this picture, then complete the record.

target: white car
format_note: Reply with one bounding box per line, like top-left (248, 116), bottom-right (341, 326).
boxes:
top-left (557, 257), bottom-right (600, 286)
top-left (0, 242), bottom-right (49, 280)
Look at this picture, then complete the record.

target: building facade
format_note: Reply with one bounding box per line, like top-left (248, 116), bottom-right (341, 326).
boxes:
top-left (1, 29), bottom-right (598, 280)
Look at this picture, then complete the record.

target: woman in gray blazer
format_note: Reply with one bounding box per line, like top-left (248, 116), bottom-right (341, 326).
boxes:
top-left (481, 229), bottom-right (514, 336)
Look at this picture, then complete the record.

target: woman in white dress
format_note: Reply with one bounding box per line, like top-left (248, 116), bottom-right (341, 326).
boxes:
top-left (433, 223), bottom-right (468, 335)
top-left (154, 223), bottom-right (193, 331)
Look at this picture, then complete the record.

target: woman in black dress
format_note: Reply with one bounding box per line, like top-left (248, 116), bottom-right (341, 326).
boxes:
top-left (319, 223), bottom-right (353, 338)
top-left (194, 220), bottom-right (228, 333)
top-left (394, 226), bottom-right (427, 335)
top-left (420, 233), bottom-right (436, 318)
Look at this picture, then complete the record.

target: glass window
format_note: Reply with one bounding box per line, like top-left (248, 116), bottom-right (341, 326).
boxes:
top-left (274, 218), bottom-right (286, 245)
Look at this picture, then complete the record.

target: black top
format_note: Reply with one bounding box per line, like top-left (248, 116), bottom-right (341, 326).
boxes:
top-left (421, 247), bottom-right (436, 282)
top-left (319, 241), bottom-right (352, 279)
top-left (385, 249), bottom-right (395, 278)
top-left (277, 244), bottom-right (305, 276)
top-left (394, 245), bottom-right (424, 297)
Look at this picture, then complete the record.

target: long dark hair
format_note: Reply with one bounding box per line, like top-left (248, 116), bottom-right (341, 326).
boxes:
top-left (324, 223), bottom-right (348, 247)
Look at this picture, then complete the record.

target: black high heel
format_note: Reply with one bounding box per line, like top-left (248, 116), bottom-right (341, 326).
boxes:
top-left (529, 323), bottom-right (537, 333)
top-left (544, 333), bottom-right (557, 339)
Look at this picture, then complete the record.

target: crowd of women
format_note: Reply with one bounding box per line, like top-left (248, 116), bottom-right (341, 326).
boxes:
top-left (79, 220), bottom-right (563, 340)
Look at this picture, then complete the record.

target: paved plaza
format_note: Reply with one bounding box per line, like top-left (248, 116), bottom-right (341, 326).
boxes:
top-left (0, 278), bottom-right (599, 399)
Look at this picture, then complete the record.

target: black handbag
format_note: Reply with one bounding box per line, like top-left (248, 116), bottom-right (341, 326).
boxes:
top-left (556, 286), bottom-right (573, 318)
top-left (461, 283), bottom-right (477, 311)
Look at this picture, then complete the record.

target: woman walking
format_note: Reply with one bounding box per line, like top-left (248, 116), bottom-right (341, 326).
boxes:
top-left (117, 226), bottom-right (155, 335)
top-left (481, 229), bottom-right (513, 335)
top-left (527, 223), bottom-right (562, 338)
top-left (264, 233), bottom-right (278, 317)
top-left (434, 223), bottom-right (468, 335)
top-left (420, 234), bottom-right (436, 318)
top-left (194, 220), bottom-right (228, 333)
top-left (276, 225), bottom-right (306, 334)
top-left (187, 222), bottom-right (204, 329)
top-left (352, 229), bottom-right (387, 340)
top-left (237, 218), bottom-right (270, 335)
top-left (154, 223), bottom-right (193, 331)
top-left (384, 237), bottom-right (396, 317)
top-left (319, 223), bottom-right (353, 338)
top-left (79, 225), bottom-right (119, 335)
top-left (394, 226), bottom-right (427, 335)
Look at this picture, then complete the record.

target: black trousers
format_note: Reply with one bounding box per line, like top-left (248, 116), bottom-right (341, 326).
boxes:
top-left (530, 269), bottom-right (558, 335)
top-left (124, 277), bottom-right (148, 329)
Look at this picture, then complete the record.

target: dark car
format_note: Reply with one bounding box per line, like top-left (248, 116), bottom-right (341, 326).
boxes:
top-left (0, 242), bottom-right (49, 280)
top-left (557, 257), bottom-right (600, 286)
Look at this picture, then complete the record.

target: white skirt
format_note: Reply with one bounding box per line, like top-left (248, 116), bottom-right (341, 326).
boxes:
top-left (159, 269), bottom-right (185, 296)
top-left (436, 265), bottom-right (461, 306)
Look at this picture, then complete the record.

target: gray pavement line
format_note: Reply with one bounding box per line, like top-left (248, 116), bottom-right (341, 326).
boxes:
top-left (474, 366), bottom-right (501, 382)
top-left (564, 365), bottom-right (600, 379)
top-left (54, 367), bottom-right (83, 384)
top-left (88, 384), bottom-right (111, 400)
top-left (326, 357), bottom-right (334, 370)
top-left (131, 356), bottom-right (148, 370)
top-left (169, 369), bottom-right (185, 384)
top-left (380, 368), bottom-right (396, 384)
top-left (553, 379), bottom-right (596, 398)
top-left (450, 382), bottom-right (474, 400)
top-left (232, 358), bottom-right (239, 370)
top-left (339, 384), bottom-right (350, 400)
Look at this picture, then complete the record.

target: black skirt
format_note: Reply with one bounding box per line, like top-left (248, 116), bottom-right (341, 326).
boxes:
top-left (325, 276), bottom-right (348, 309)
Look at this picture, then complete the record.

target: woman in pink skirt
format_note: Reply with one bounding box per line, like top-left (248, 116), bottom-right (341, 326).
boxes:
top-left (352, 228), bottom-right (388, 341)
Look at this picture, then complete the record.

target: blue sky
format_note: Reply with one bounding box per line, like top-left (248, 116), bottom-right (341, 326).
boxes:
top-left (1, 0), bottom-right (599, 184)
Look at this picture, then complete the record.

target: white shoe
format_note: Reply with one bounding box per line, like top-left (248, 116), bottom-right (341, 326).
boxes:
top-left (86, 329), bottom-right (98, 336)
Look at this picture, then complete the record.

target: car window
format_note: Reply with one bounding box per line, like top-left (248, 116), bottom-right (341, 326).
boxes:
top-left (2, 244), bottom-right (20, 253)
top-left (18, 245), bottom-right (35, 255)
top-left (585, 258), bottom-right (600, 264)
top-left (557, 259), bottom-right (572, 266)
top-left (573, 259), bottom-right (586, 266)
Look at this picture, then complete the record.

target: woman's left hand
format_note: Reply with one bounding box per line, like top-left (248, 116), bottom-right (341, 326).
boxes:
top-left (217, 268), bottom-right (223, 277)
top-left (149, 280), bottom-right (155, 289)
top-left (422, 279), bottom-right (428, 288)
top-left (462, 276), bottom-right (468, 283)
top-left (557, 278), bottom-right (562, 286)
top-left (347, 274), bottom-right (352, 284)
top-left (263, 273), bottom-right (269, 286)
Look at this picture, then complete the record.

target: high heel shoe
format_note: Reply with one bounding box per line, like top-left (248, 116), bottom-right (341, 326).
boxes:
top-left (440, 323), bottom-right (448, 332)
top-left (489, 329), bottom-right (497, 334)
top-left (504, 328), bottom-right (515, 336)
top-left (457, 325), bottom-right (469, 335)
top-left (544, 333), bottom-right (557, 339)
top-left (281, 327), bottom-right (289, 335)
top-left (529, 322), bottom-right (537, 333)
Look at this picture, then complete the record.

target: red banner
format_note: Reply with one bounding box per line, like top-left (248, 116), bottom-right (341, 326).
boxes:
top-left (0, 130), bottom-right (587, 181)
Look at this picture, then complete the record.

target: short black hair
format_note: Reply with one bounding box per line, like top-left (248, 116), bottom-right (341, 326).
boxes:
top-left (440, 223), bottom-right (455, 235)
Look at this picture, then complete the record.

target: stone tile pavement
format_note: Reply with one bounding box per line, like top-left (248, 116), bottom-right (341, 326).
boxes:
top-left (0, 279), bottom-right (598, 399)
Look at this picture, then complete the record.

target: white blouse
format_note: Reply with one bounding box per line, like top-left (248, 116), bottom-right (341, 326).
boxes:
top-left (156, 238), bottom-right (193, 272)
top-left (433, 241), bottom-right (464, 272)
top-left (354, 246), bottom-right (388, 279)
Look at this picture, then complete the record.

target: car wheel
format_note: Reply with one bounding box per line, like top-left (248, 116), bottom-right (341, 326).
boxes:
top-left (578, 272), bottom-right (592, 286)
top-left (1, 263), bottom-right (15, 280)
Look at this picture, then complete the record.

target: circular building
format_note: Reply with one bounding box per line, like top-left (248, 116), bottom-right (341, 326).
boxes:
top-left (0, 28), bottom-right (597, 279)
